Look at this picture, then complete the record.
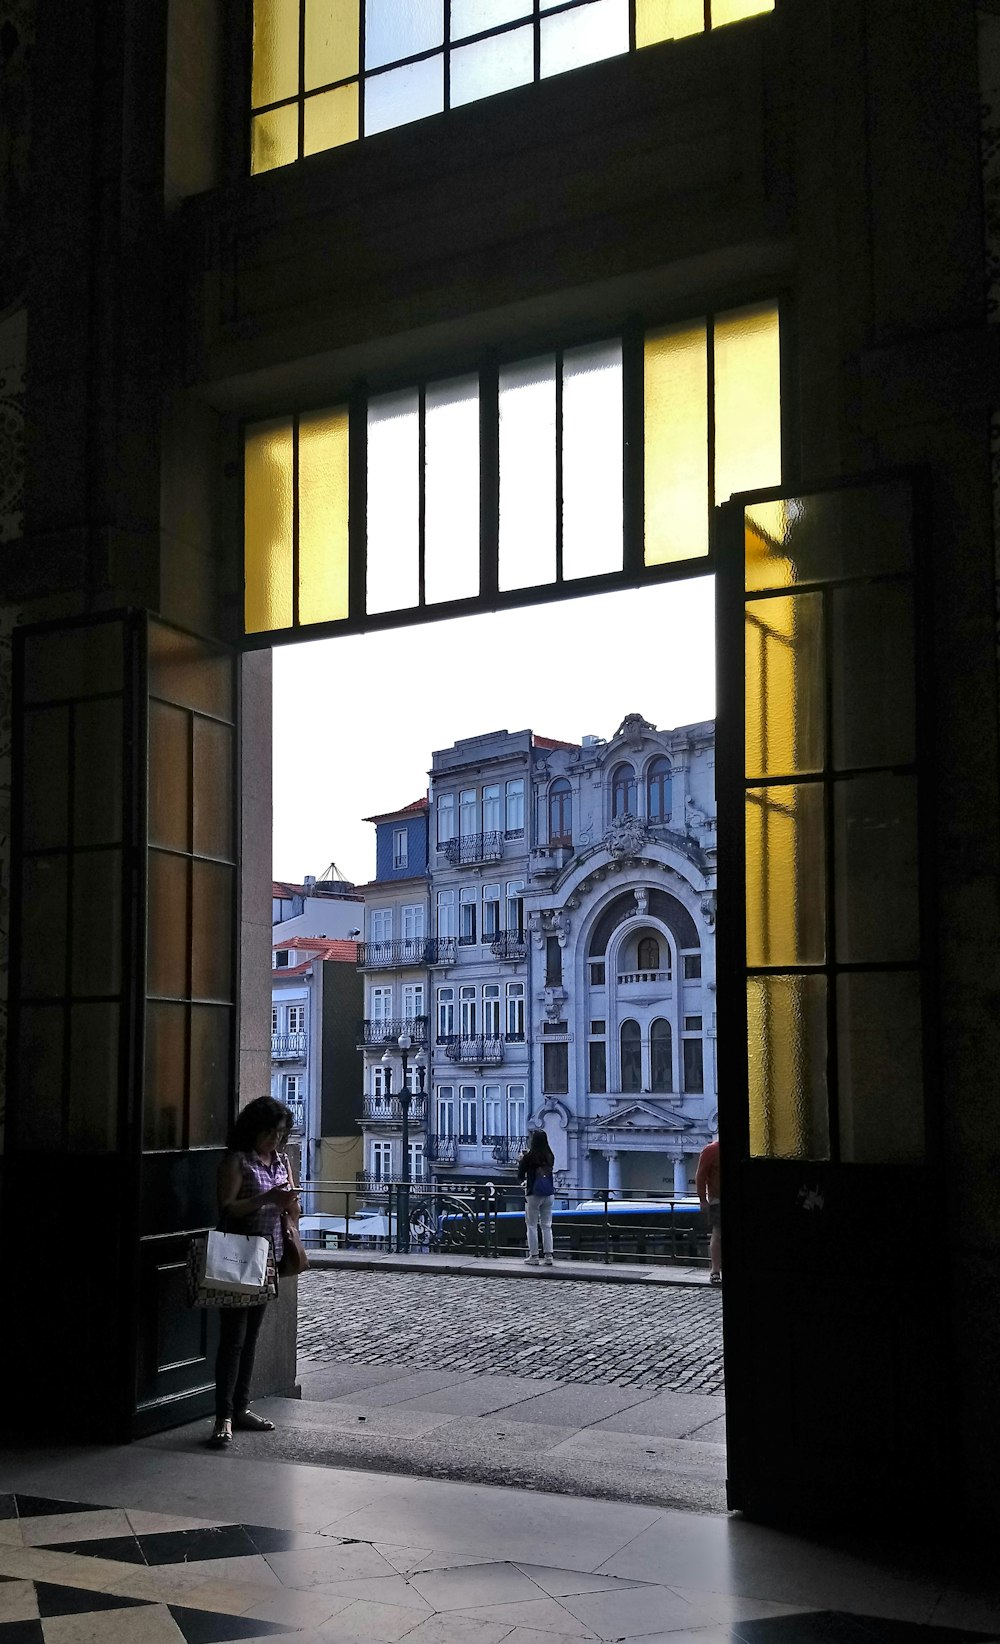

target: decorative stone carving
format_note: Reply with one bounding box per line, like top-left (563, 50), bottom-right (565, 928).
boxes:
top-left (614, 712), bottom-right (655, 751)
top-left (634, 888), bottom-right (649, 914)
top-left (601, 813), bottom-right (651, 858)
top-left (527, 911), bottom-right (546, 950)
top-left (700, 892), bottom-right (716, 931)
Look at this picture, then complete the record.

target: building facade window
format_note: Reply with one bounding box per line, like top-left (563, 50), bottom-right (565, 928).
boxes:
top-left (548, 778), bottom-right (572, 844)
top-left (408, 1140), bottom-right (425, 1181)
top-left (589, 959), bottom-right (606, 986)
top-left (483, 984), bottom-right (502, 1037)
top-left (459, 788), bottom-right (478, 836)
top-left (371, 1140), bottom-right (393, 1180)
top-left (683, 951), bottom-right (702, 979)
top-left (483, 784), bottom-right (501, 831)
top-left (437, 1087), bottom-right (455, 1135)
top-left (505, 779), bottom-right (525, 835)
top-left (646, 755), bottom-right (672, 822)
top-left (437, 888), bottom-right (456, 937)
top-left (402, 903), bottom-right (425, 939)
top-left (459, 885), bottom-right (477, 944)
top-left (483, 1084), bottom-right (502, 1139)
top-left (650, 1018), bottom-right (673, 1093)
top-left (543, 1041), bottom-right (569, 1094)
top-left (460, 985), bottom-right (477, 1037)
top-left (507, 1085), bottom-right (527, 1136)
top-left (402, 983), bottom-right (424, 1021)
top-left (620, 1019), bottom-right (641, 1093)
top-left (483, 882), bottom-right (501, 940)
top-left (437, 792), bottom-right (456, 843)
top-left (371, 984), bottom-right (392, 1022)
top-left (506, 879), bottom-right (524, 935)
top-left (637, 936), bottom-right (660, 972)
top-left (437, 987), bottom-right (454, 1041)
top-left (271, 1006), bottom-right (278, 1034)
top-left (393, 827), bottom-right (408, 868)
top-left (545, 935), bottom-right (563, 987)
top-left (371, 907), bottom-right (392, 943)
top-left (506, 983), bottom-right (525, 1039)
top-left (588, 1039), bottom-right (607, 1093)
top-left (459, 1085), bottom-right (478, 1142)
top-left (612, 763), bottom-right (637, 818)
top-left (284, 1073), bottom-right (302, 1105)
top-left (372, 1063), bottom-right (389, 1097)
top-left (683, 1021), bottom-right (704, 1093)
top-left (288, 1004), bottom-right (305, 1033)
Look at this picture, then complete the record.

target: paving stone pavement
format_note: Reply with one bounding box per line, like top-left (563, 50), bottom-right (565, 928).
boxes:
top-left (297, 1268), bottom-right (725, 1394)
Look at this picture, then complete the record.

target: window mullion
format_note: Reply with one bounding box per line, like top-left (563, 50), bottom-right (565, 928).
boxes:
top-left (480, 357), bottom-right (499, 602)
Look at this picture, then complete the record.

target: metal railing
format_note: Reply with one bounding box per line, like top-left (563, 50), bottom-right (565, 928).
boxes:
top-left (296, 1179), bottom-right (711, 1266)
top-left (617, 969), bottom-right (672, 985)
top-left (490, 931), bottom-right (527, 960)
top-left (443, 1035), bottom-right (504, 1063)
top-left (361, 1095), bottom-right (428, 1123)
top-left (271, 1031), bottom-right (306, 1059)
top-left (425, 1133), bottom-right (457, 1163)
top-left (356, 1016), bottom-right (430, 1048)
top-left (490, 1134), bottom-right (530, 1164)
top-left (439, 830), bottom-right (504, 865)
top-left (425, 937), bottom-right (457, 965)
top-left (358, 939), bottom-right (429, 969)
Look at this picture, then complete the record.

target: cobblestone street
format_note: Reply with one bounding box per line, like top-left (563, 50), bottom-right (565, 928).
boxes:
top-left (298, 1268), bottom-right (725, 1395)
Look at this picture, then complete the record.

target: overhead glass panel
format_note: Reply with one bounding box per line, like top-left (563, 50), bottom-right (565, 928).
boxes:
top-left (637, 0), bottom-right (704, 43)
top-left (712, 0), bottom-right (773, 25)
top-left (714, 302), bottom-right (781, 506)
top-left (540, 0), bottom-right (629, 78)
top-left (252, 0), bottom-right (300, 105)
top-left (365, 0), bottom-right (444, 70)
top-left (747, 974), bottom-right (829, 1159)
top-left (451, 0), bottom-right (529, 37)
top-left (498, 355), bottom-right (557, 591)
top-left (562, 340), bottom-right (624, 580)
top-left (365, 55), bottom-right (445, 134)
top-left (644, 321), bottom-right (709, 565)
top-left (451, 25), bottom-right (534, 106)
top-left (299, 407), bottom-right (350, 624)
top-left (425, 376), bottom-right (480, 604)
top-left (304, 85), bottom-right (359, 153)
top-left (251, 105), bottom-right (299, 175)
top-left (305, 0), bottom-right (359, 87)
top-left (244, 419), bottom-right (294, 633)
top-left (367, 390), bottom-right (420, 613)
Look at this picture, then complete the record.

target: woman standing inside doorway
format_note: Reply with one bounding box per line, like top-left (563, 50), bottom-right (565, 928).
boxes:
top-left (209, 1096), bottom-right (299, 1447)
top-left (517, 1129), bottom-right (556, 1267)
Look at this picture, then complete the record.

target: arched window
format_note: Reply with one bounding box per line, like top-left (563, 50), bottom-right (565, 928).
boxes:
top-left (620, 1019), bottom-right (641, 1093)
top-left (650, 1019), bottom-right (672, 1093)
top-left (549, 778), bottom-right (572, 844)
top-left (637, 935), bottom-right (660, 972)
top-left (647, 756), bottom-right (672, 822)
top-left (612, 763), bottom-right (636, 818)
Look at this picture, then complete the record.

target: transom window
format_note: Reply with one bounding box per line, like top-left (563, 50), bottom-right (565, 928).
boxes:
top-left (250, 0), bottom-right (775, 174)
top-left (244, 305), bottom-right (781, 637)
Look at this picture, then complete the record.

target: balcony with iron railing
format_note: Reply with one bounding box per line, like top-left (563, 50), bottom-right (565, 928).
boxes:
top-left (490, 931), bottom-right (527, 961)
top-left (356, 1016), bottom-right (429, 1049)
top-left (490, 1134), bottom-right (530, 1165)
top-left (424, 1132), bottom-right (528, 1167)
top-left (441, 1035), bottom-right (505, 1064)
top-left (361, 1095), bottom-right (428, 1124)
top-left (358, 938), bottom-right (429, 969)
top-left (425, 937), bottom-right (457, 966)
top-left (617, 970), bottom-right (672, 987)
top-left (287, 1098), bottom-right (306, 1134)
top-left (271, 1031), bottom-right (306, 1060)
top-left (356, 1170), bottom-right (429, 1190)
top-left (438, 830), bottom-right (504, 866)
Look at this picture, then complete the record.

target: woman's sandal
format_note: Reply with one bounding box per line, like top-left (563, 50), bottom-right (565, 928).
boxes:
top-left (208, 1425), bottom-right (232, 1448)
top-left (233, 1409), bottom-right (276, 1432)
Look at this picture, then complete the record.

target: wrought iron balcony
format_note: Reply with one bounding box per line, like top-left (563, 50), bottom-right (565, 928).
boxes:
top-left (439, 830), bottom-right (504, 866)
top-left (425, 1133), bottom-right (457, 1163)
top-left (355, 1170), bottom-right (428, 1189)
top-left (358, 938), bottom-right (429, 969)
top-left (490, 931), bottom-right (527, 961)
top-left (361, 1095), bottom-right (427, 1124)
top-left (271, 1031), bottom-right (306, 1060)
top-left (356, 1016), bottom-right (429, 1049)
top-left (287, 1098), bottom-right (306, 1134)
top-left (425, 937), bottom-right (457, 966)
top-left (443, 1035), bottom-right (504, 1064)
top-left (490, 1134), bottom-right (530, 1166)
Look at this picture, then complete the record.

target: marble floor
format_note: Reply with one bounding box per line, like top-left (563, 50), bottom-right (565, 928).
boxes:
top-left (0, 1442), bottom-right (997, 1644)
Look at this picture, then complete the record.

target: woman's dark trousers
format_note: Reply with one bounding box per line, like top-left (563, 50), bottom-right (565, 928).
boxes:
top-left (215, 1305), bottom-right (266, 1420)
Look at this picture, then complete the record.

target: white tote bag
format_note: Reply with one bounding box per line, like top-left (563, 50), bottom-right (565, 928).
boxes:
top-left (203, 1230), bottom-right (271, 1294)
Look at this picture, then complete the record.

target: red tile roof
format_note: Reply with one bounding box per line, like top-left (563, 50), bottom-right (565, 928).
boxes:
top-left (273, 937), bottom-right (360, 964)
top-left (362, 797), bottom-right (429, 823)
top-left (533, 734), bottom-right (580, 751)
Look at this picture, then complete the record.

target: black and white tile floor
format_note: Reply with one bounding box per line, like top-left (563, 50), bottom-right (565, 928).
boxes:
top-left (0, 1459), bottom-right (997, 1644)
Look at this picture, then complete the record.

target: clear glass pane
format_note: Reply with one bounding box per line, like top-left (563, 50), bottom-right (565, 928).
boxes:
top-left (745, 481), bottom-right (913, 592)
top-left (72, 849), bottom-right (122, 997)
top-left (22, 707), bottom-right (68, 850)
top-left (365, 0), bottom-right (444, 69)
top-left (245, 419), bottom-right (295, 628)
top-left (149, 623), bottom-right (233, 721)
top-left (367, 390), bottom-right (420, 613)
top-left (304, 83), bottom-right (359, 152)
top-left (364, 54), bottom-right (444, 133)
top-left (147, 849), bottom-right (189, 999)
top-left (190, 1005), bottom-right (233, 1147)
top-left (144, 1000), bottom-right (187, 1151)
top-left (562, 340), bottom-right (624, 580)
top-left (21, 857), bottom-right (67, 998)
top-left (299, 407), bottom-right (350, 621)
top-left (636, 0), bottom-right (705, 45)
top-left (498, 355), bottom-right (556, 591)
top-left (837, 972), bottom-right (924, 1163)
top-left (748, 973), bottom-right (829, 1159)
top-left (745, 592), bottom-right (825, 779)
top-left (712, 0), bottom-right (773, 24)
top-left (192, 860), bottom-right (235, 1002)
top-left (23, 621), bottom-right (122, 704)
top-left (450, 25), bottom-right (533, 106)
top-left (149, 701), bottom-right (190, 852)
top-left (425, 376), bottom-right (480, 603)
top-left (834, 773), bottom-right (919, 964)
top-left (73, 699), bottom-right (122, 846)
top-left (714, 301), bottom-right (781, 505)
top-left (832, 581), bottom-right (915, 770)
top-left (746, 783), bottom-right (825, 968)
top-left (17, 1006), bottom-right (65, 1149)
top-left (193, 718), bottom-right (233, 862)
top-left (69, 1003), bottom-right (120, 1151)
top-left (305, 0), bottom-right (359, 87)
top-left (452, 0), bottom-right (530, 39)
top-left (252, 0), bottom-right (300, 105)
top-left (540, 0), bottom-right (629, 77)
top-left (251, 105), bottom-right (299, 174)
top-left (644, 320), bottom-right (708, 565)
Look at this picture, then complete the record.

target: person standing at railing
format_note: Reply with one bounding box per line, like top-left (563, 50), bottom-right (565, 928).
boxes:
top-left (517, 1130), bottom-right (556, 1267)
top-left (696, 1136), bottom-right (722, 1286)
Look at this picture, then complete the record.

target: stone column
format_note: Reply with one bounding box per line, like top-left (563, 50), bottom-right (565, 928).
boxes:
top-left (673, 1156), bottom-right (688, 1197)
top-left (604, 1150), bottom-right (622, 1194)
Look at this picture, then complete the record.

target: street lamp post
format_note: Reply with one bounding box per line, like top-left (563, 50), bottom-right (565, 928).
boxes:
top-left (382, 1030), bottom-right (426, 1254)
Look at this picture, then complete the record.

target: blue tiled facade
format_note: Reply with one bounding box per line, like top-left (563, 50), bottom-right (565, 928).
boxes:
top-left (373, 810), bottom-right (429, 883)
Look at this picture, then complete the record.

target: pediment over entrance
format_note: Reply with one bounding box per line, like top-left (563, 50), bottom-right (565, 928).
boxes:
top-left (591, 1099), bottom-right (695, 1132)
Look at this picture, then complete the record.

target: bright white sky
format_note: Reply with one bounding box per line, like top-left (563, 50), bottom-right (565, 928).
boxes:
top-left (272, 577), bottom-right (716, 885)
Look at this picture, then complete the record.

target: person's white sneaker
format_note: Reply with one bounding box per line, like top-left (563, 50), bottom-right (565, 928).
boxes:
top-left (543, 1256), bottom-right (554, 1266)
top-left (524, 1255), bottom-right (539, 1266)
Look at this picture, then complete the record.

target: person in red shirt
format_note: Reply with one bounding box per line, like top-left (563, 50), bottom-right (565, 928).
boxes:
top-left (695, 1137), bottom-right (722, 1285)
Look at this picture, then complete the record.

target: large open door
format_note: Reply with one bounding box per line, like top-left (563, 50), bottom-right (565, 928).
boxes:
top-left (716, 474), bottom-right (946, 1526)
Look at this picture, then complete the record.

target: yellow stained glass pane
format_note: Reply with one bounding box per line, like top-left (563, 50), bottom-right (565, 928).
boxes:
top-left (644, 321), bottom-right (708, 565)
top-left (745, 592), bottom-right (824, 780)
top-left (299, 407), bottom-right (350, 624)
top-left (748, 974), bottom-right (829, 1159)
top-left (251, 105), bottom-right (299, 175)
top-left (304, 83), bottom-right (359, 154)
top-left (245, 419), bottom-right (294, 632)
top-left (636, 0), bottom-right (705, 44)
top-left (746, 782), bottom-right (825, 968)
top-left (712, 0), bottom-right (773, 25)
top-left (252, 0), bottom-right (300, 107)
top-left (305, 0), bottom-right (359, 89)
top-left (714, 301), bottom-right (781, 506)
